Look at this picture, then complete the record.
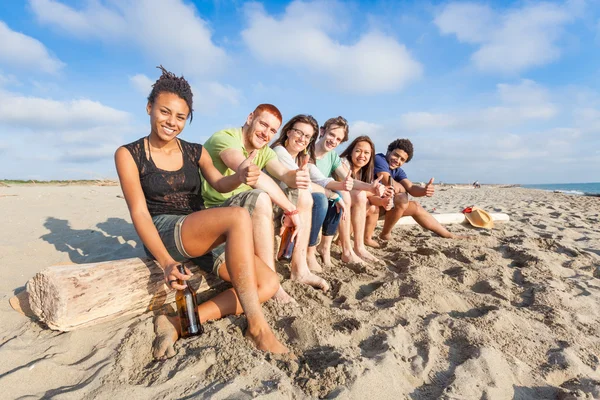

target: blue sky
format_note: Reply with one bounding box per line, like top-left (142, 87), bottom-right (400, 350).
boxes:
top-left (0, 0), bottom-right (599, 184)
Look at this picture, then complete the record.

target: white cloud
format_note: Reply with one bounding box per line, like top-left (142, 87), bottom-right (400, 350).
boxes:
top-left (434, 2), bottom-right (579, 73)
top-left (351, 121), bottom-right (385, 137)
top-left (0, 20), bottom-right (65, 74)
top-left (129, 73), bottom-right (241, 116)
top-left (241, 1), bottom-right (422, 94)
top-left (129, 73), bottom-right (154, 96)
top-left (29, 0), bottom-right (228, 77)
top-left (0, 90), bottom-right (130, 130)
top-left (399, 79), bottom-right (557, 132)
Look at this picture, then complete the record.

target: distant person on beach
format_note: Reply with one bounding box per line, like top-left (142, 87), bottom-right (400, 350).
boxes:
top-left (473, 181), bottom-right (481, 189)
top-left (201, 105), bottom-right (329, 303)
top-left (270, 114), bottom-right (349, 271)
top-left (114, 66), bottom-right (288, 357)
top-left (313, 117), bottom-right (385, 264)
top-left (365, 138), bottom-right (467, 243)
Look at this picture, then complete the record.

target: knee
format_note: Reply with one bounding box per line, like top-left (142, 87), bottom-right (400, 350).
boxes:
top-left (367, 204), bottom-right (379, 215)
top-left (312, 192), bottom-right (328, 210)
top-left (228, 207), bottom-right (252, 228)
top-left (341, 191), bottom-right (351, 206)
top-left (258, 267), bottom-right (280, 299)
top-left (253, 192), bottom-right (273, 218)
top-left (351, 190), bottom-right (368, 206)
top-left (394, 193), bottom-right (409, 210)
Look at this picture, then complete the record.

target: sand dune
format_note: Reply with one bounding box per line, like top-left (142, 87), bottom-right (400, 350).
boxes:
top-left (1, 185), bottom-right (599, 399)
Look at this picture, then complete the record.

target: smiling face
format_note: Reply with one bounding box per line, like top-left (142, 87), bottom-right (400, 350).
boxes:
top-left (319, 125), bottom-right (346, 152)
top-left (244, 110), bottom-right (281, 151)
top-left (351, 140), bottom-right (373, 169)
top-left (146, 92), bottom-right (189, 142)
top-left (386, 148), bottom-right (409, 170)
top-left (285, 122), bottom-right (315, 155)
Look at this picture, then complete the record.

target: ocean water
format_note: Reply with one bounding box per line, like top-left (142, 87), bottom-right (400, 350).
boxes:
top-left (523, 182), bottom-right (600, 196)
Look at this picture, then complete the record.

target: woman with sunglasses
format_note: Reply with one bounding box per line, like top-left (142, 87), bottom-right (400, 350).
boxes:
top-left (270, 115), bottom-right (350, 271)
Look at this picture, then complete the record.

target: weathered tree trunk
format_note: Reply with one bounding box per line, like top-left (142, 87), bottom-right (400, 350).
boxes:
top-left (26, 258), bottom-right (224, 331)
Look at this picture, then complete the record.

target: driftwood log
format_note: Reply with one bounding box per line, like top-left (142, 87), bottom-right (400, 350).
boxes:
top-left (25, 258), bottom-right (224, 331)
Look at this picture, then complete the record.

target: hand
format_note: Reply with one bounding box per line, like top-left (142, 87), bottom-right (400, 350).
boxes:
top-left (237, 150), bottom-right (260, 186)
top-left (294, 158), bottom-right (310, 189)
top-left (371, 175), bottom-right (385, 196)
top-left (425, 177), bottom-right (435, 197)
top-left (382, 185), bottom-right (395, 199)
top-left (384, 195), bottom-right (394, 211)
top-left (335, 198), bottom-right (347, 220)
top-left (163, 261), bottom-right (192, 291)
top-left (281, 211), bottom-right (302, 242)
top-left (343, 170), bottom-right (353, 191)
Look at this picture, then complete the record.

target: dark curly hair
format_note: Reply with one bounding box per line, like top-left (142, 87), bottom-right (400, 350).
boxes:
top-left (387, 139), bottom-right (414, 163)
top-left (147, 65), bottom-right (194, 122)
top-left (271, 114), bottom-right (319, 167)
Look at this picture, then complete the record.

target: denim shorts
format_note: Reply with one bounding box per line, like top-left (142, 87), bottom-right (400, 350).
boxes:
top-left (144, 214), bottom-right (225, 276)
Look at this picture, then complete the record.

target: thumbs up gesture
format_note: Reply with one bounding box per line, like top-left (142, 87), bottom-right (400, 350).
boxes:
top-left (343, 170), bottom-right (354, 191)
top-left (425, 177), bottom-right (435, 197)
top-left (237, 150), bottom-right (260, 186)
top-left (294, 155), bottom-right (310, 189)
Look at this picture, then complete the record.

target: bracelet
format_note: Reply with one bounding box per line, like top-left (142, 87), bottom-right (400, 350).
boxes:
top-left (284, 209), bottom-right (299, 216)
top-left (331, 196), bottom-right (341, 204)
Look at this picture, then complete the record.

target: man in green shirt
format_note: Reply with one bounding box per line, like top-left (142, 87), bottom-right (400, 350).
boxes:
top-left (314, 116), bottom-right (384, 264)
top-left (203, 104), bottom-right (329, 302)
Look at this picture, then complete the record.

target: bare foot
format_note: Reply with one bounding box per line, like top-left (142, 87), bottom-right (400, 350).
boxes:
top-left (273, 285), bottom-right (297, 304)
top-left (307, 252), bottom-right (323, 273)
top-left (246, 326), bottom-right (289, 354)
top-left (341, 250), bottom-right (365, 265)
top-left (379, 232), bottom-right (392, 241)
top-left (153, 314), bottom-right (179, 360)
top-left (355, 247), bottom-right (381, 264)
top-left (291, 271), bottom-right (330, 292)
top-left (364, 238), bottom-right (380, 248)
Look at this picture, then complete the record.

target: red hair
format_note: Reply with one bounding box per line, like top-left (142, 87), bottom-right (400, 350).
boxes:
top-left (253, 104), bottom-right (282, 124)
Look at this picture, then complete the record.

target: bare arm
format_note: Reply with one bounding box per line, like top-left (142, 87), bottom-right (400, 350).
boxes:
top-left (334, 163), bottom-right (383, 195)
top-left (220, 148), bottom-right (297, 212)
top-left (114, 147), bottom-right (189, 289)
top-left (403, 177), bottom-right (435, 197)
top-left (200, 149), bottom-right (259, 193)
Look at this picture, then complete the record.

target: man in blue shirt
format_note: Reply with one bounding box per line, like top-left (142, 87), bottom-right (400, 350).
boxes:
top-left (365, 139), bottom-right (464, 245)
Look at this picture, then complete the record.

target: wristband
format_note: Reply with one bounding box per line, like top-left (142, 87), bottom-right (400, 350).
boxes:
top-left (284, 209), bottom-right (299, 216)
top-left (331, 196), bottom-right (341, 204)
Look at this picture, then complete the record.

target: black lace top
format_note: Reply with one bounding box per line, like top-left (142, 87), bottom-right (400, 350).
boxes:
top-left (123, 137), bottom-right (205, 217)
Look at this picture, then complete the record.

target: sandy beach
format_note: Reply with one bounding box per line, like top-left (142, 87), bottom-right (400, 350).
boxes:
top-left (1, 184), bottom-right (599, 399)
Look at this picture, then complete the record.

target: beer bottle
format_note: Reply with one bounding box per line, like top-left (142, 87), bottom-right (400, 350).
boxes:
top-left (277, 226), bottom-right (295, 261)
top-left (175, 265), bottom-right (203, 338)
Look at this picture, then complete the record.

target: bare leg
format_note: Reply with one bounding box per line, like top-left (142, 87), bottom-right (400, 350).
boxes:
top-left (153, 207), bottom-right (288, 359)
top-left (252, 193), bottom-right (295, 303)
top-left (337, 191), bottom-right (364, 264)
top-left (364, 203), bottom-right (381, 248)
top-left (316, 235), bottom-right (333, 267)
top-left (351, 190), bottom-right (380, 263)
top-left (290, 190), bottom-right (329, 292)
top-left (403, 201), bottom-right (468, 239)
top-left (307, 245), bottom-right (322, 272)
top-left (380, 193), bottom-right (409, 241)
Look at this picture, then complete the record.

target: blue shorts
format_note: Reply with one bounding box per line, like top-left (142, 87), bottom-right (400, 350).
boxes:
top-left (143, 214), bottom-right (225, 276)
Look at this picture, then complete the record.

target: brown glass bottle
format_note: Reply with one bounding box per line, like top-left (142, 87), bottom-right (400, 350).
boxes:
top-left (277, 226), bottom-right (295, 261)
top-left (175, 265), bottom-right (203, 337)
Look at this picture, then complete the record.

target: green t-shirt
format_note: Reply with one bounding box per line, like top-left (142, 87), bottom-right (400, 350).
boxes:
top-left (315, 150), bottom-right (342, 178)
top-left (202, 126), bottom-right (277, 208)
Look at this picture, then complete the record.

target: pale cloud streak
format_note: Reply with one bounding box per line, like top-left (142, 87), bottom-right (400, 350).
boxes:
top-left (434, 1), bottom-right (580, 73)
top-left (0, 20), bottom-right (65, 74)
top-left (399, 80), bottom-right (557, 132)
top-left (129, 73), bottom-right (241, 116)
top-left (29, 0), bottom-right (228, 77)
top-left (241, 0), bottom-right (422, 94)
